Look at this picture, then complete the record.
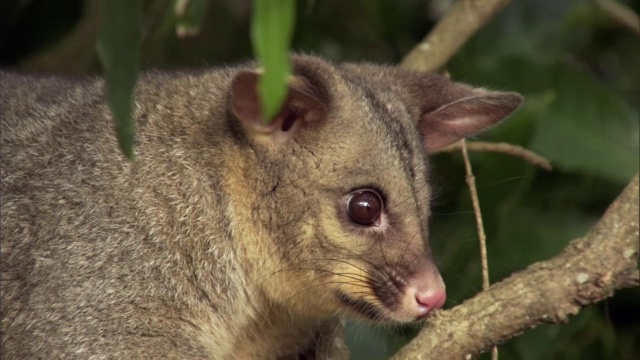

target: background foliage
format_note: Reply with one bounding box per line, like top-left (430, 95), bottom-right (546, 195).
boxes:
top-left (1, 1), bottom-right (638, 359)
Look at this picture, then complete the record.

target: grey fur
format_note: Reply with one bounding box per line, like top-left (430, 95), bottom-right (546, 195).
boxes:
top-left (1, 55), bottom-right (521, 359)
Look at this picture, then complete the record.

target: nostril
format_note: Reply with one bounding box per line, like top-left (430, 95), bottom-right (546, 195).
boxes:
top-left (403, 270), bottom-right (447, 321)
top-left (415, 289), bottom-right (446, 313)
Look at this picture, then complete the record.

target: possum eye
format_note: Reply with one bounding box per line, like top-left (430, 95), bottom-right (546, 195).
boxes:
top-left (347, 190), bottom-right (383, 226)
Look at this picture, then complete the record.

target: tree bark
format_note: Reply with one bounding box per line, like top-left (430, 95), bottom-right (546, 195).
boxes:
top-left (401, 0), bottom-right (514, 73)
top-left (392, 175), bottom-right (639, 360)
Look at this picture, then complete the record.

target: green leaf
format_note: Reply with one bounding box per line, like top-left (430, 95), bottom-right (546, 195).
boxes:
top-left (96, 0), bottom-right (143, 161)
top-left (494, 206), bottom-right (596, 270)
top-left (251, 0), bottom-right (295, 123)
top-left (452, 54), bottom-right (639, 184)
top-left (174, 0), bottom-right (208, 38)
top-left (529, 64), bottom-right (639, 184)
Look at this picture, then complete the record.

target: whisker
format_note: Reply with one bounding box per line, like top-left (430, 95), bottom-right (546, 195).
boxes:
top-left (431, 210), bottom-right (475, 217)
top-left (248, 262), bottom-right (387, 289)
top-left (301, 257), bottom-right (383, 282)
top-left (392, 181), bottom-right (430, 211)
top-left (330, 248), bottom-right (391, 282)
top-left (482, 174), bottom-right (534, 188)
top-left (394, 233), bottom-right (414, 275)
top-left (252, 230), bottom-right (306, 275)
top-left (378, 238), bottom-right (392, 271)
top-left (283, 280), bottom-right (373, 303)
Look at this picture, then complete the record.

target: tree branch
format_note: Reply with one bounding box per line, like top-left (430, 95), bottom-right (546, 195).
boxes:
top-left (592, 0), bottom-right (640, 37)
top-left (400, 0), bottom-right (514, 73)
top-left (391, 1), bottom-right (639, 360)
top-left (392, 174), bottom-right (639, 360)
top-left (434, 141), bottom-right (553, 171)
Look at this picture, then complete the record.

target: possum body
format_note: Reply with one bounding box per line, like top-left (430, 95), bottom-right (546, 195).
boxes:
top-left (0, 55), bottom-right (522, 359)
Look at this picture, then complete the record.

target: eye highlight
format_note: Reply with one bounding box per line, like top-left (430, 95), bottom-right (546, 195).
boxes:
top-left (347, 189), bottom-right (383, 226)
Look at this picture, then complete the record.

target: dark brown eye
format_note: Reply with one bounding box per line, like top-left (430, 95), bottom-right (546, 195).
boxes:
top-left (347, 190), bottom-right (383, 226)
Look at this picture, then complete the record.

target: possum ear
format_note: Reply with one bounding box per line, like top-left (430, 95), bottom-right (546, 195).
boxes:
top-left (230, 65), bottom-right (329, 144)
top-left (420, 88), bottom-right (523, 152)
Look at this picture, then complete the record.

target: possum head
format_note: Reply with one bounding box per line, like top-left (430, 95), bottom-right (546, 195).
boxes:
top-left (228, 55), bottom-right (522, 323)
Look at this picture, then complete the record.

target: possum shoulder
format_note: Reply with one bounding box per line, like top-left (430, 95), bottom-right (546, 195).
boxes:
top-left (0, 71), bottom-right (104, 146)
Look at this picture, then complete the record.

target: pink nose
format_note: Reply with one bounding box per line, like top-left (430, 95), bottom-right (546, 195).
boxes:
top-left (414, 288), bottom-right (446, 319)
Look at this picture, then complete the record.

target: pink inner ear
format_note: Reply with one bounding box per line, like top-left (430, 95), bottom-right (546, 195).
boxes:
top-left (230, 70), bottom-right (328, 140)
top-left (230, 71), bottom-right (265, 126)
top-left (421, 92), bottom-right (523, 152)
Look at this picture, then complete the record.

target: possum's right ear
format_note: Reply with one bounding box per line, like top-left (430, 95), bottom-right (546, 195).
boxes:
top-left (420, 88), bottom-right (523, 152)
top-left (230, 70), bottom-right (328, 144)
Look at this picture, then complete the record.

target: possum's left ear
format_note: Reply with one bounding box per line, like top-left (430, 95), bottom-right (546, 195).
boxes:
top-left (420, 87), bottom-right (523, 152)
top-left (230, 58), bottom-right (331, 144)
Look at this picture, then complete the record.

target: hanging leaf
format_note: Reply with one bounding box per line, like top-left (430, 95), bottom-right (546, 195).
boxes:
top-left (96, 0), bottom-right (143, 160)
top-left (251, 0), bottom-right (295, 123)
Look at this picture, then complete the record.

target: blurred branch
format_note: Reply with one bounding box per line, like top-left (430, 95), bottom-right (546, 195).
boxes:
top-left (19, 0), bottom-right (101, 74)
top-left (592, 0), bottom-right (640, 37)
top-left (435, 141), bottom-right (553, 171)
top-left (392, 175), bottom-right (640, 360)
top-left (19, 0), bottom-right (172, 74)
top-left (400, 0), bottom-right (513, 72)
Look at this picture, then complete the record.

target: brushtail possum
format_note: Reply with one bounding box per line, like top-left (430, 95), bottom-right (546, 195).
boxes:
top-left (0, 55), bottom-right (522, 359)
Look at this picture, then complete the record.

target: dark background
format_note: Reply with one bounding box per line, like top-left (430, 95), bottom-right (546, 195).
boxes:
top-left (1, 1), bottom-right (638, 359)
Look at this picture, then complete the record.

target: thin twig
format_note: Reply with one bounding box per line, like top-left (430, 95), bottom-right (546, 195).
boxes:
top-left (592, 0), bottom-right (640, 36)
top-left (460, 139), bottom-right (496, 359)
top-left (435, 141), bottom-right (553, 171)
top-left (460, 139), bottom-right (491, 291)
